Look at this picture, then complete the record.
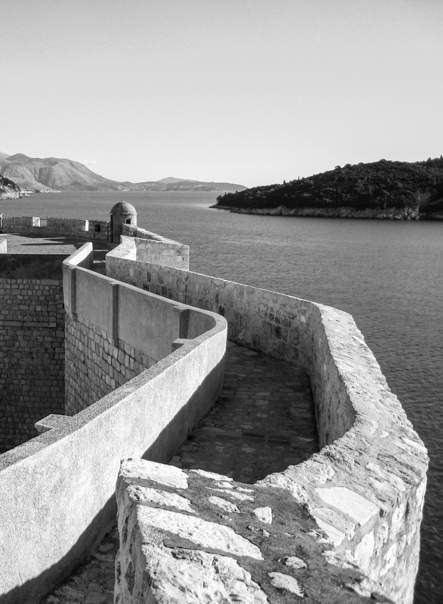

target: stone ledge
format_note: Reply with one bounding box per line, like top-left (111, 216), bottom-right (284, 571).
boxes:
top-left (116, 459), bottom-right (391, 603)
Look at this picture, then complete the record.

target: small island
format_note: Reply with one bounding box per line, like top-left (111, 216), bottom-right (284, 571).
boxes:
top-left (213, 158), bottom-right (443, 220)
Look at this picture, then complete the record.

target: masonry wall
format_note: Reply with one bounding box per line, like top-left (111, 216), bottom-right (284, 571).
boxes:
top-left (0, 278), bottom-right (64, 452)
top-left (0, 216), bottom-right (110, 240)
top-left (65, 314), bottom-right (155, 415)
top-left (121, 225), bottom-right (190, 269)
top-left (106, 251), bottom-right (428, 604)
top-left (64, 245), bottom-right (196, 413)
top-left (0, 243), bottom-right (227, 604)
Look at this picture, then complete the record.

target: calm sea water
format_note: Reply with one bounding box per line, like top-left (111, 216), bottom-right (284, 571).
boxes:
top-left (1, 191), bottom-right (441, 602)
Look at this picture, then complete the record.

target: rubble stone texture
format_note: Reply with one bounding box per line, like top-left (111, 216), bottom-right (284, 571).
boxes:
top-left (114, 459), bottom-right (384, 604)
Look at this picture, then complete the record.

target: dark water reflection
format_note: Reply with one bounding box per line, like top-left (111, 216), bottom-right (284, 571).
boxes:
top-left (1, 191), bottom-right (441, 602)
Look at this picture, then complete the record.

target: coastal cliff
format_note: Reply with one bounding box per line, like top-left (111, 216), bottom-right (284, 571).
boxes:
top-left (0, 175), bottom-right (21, 199)
top-left (214, 158), bottom-right (443, 220)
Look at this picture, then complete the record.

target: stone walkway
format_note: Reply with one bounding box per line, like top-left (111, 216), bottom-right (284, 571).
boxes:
top-left (170, 340), bottom-right (317, 482)
top-left (0, 232), bottom-right (113, 265)
top-left (43, 342), bottom-right (317, 603)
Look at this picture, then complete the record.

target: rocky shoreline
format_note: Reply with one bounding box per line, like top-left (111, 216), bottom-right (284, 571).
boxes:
top-left (212, 204), bottom-right (443, 220)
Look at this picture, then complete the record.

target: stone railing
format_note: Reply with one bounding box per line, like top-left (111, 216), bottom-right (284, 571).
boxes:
top-left (120, 223), bottom-right (189, 268)
top-left (0, 243), bottom-right (227, 604)
top-left (107, 239), bottom-right (428, 603)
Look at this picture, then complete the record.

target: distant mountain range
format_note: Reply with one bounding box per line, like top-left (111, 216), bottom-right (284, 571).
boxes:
top-left (0, 152), bottom-right (246, 194)
top-left (214, 158), bottom-right (443, 220)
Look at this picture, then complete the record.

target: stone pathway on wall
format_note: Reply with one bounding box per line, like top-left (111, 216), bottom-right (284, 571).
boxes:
top-left (170, 340), bottom-right (318, 483)
top-left (43, 342), bottom-right (317, 603)
top-left (2, 232), bottom-right (114, 263)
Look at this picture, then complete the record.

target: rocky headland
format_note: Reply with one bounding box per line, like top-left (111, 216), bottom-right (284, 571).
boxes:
top-left (0, 175), bottom-right (21, 199)
top-left (213, 158), bottom-right (443, 220)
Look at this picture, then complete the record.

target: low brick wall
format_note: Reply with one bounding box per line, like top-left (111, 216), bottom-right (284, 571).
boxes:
top-left (107, 245), bottom-right (428, 603)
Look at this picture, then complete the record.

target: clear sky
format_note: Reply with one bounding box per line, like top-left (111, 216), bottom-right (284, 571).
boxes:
top-left (2, 0), bottom-right (442, 187)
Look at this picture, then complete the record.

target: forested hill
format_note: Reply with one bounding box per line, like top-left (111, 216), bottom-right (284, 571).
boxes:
top-left (214, 159), bottom-right (443, 219)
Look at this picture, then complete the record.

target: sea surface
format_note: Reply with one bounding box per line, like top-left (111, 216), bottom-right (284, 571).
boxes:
top-left (1, 191), bottom-right (442, 602)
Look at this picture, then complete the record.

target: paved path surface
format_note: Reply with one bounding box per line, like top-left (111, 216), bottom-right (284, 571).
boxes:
top-left (170, 340), bottom-right (317, 482)
top-left (0, 233), bottom-right (113, 270)
top-left (43, 342), bottom-right (317, 603)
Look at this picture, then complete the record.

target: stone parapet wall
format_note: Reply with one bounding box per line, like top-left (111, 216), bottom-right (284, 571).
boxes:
top-left (119, 224), bottom-right (190, 268)
top-left (116, 460), bottom-right (375, 603)
top-left (0, 278), bottom-right (64, 452)
top-left (106, 248), bottom-right (428, 603)
top-left (107, 235), bottom-right (189, 272)
top-left (0, 244), bottom-right (227, 604)
top-left (0, 215), bottom-right (110, 240)
top-left (0, 216), bottom-right (38, 231)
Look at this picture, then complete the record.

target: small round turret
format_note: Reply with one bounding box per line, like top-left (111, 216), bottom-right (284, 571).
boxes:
top-left (110, 201), bottom-right (137, 242)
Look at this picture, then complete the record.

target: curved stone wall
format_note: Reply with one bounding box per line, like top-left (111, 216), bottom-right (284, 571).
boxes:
top-left (108, 235), bottom-right (428, 603)
top-left (0, 243), bottom-right (227, 604)
top-left (0, 221), bottom-right (428, 604)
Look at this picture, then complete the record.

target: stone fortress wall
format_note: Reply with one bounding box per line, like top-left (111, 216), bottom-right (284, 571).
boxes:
top-left (0, 222), bottom-right (227, 604)
top-left (108, 234), bottom-right (429, 603)
top-left (0, 210), bottom-right (429, 604)
top-left (0, 252), bottom-right (65, 452)
top-left (0, 215), bottom-right (110, 240)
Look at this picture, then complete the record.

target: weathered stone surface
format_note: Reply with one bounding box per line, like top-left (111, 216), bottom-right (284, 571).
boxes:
top-left (120, 459), bottom-right (189, 490)
top-left (127, 485), bottom-right (194, 512)
top-left (253, 506), bottom-right (273, 524)
top-left (140, 546), bottom-right (269, 604)
top-left (191, 469), bottom-right (233, 482)
top-left (211, 488), bottom-right (255, 501)
top-left (312, 507), bottom-right (355, 539)
top-left (283, 556), bottom-right (307, 569)
top-left (315, 487), bottom-right (379, 526)
top-left (115, 458), bottom-right (381, 604)
top-left (208, 495), bottom-right (240, 514)
top-left (137, 506), bottom-right (263, 559)
top-left (268, 572), bottom-right (304, 597)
